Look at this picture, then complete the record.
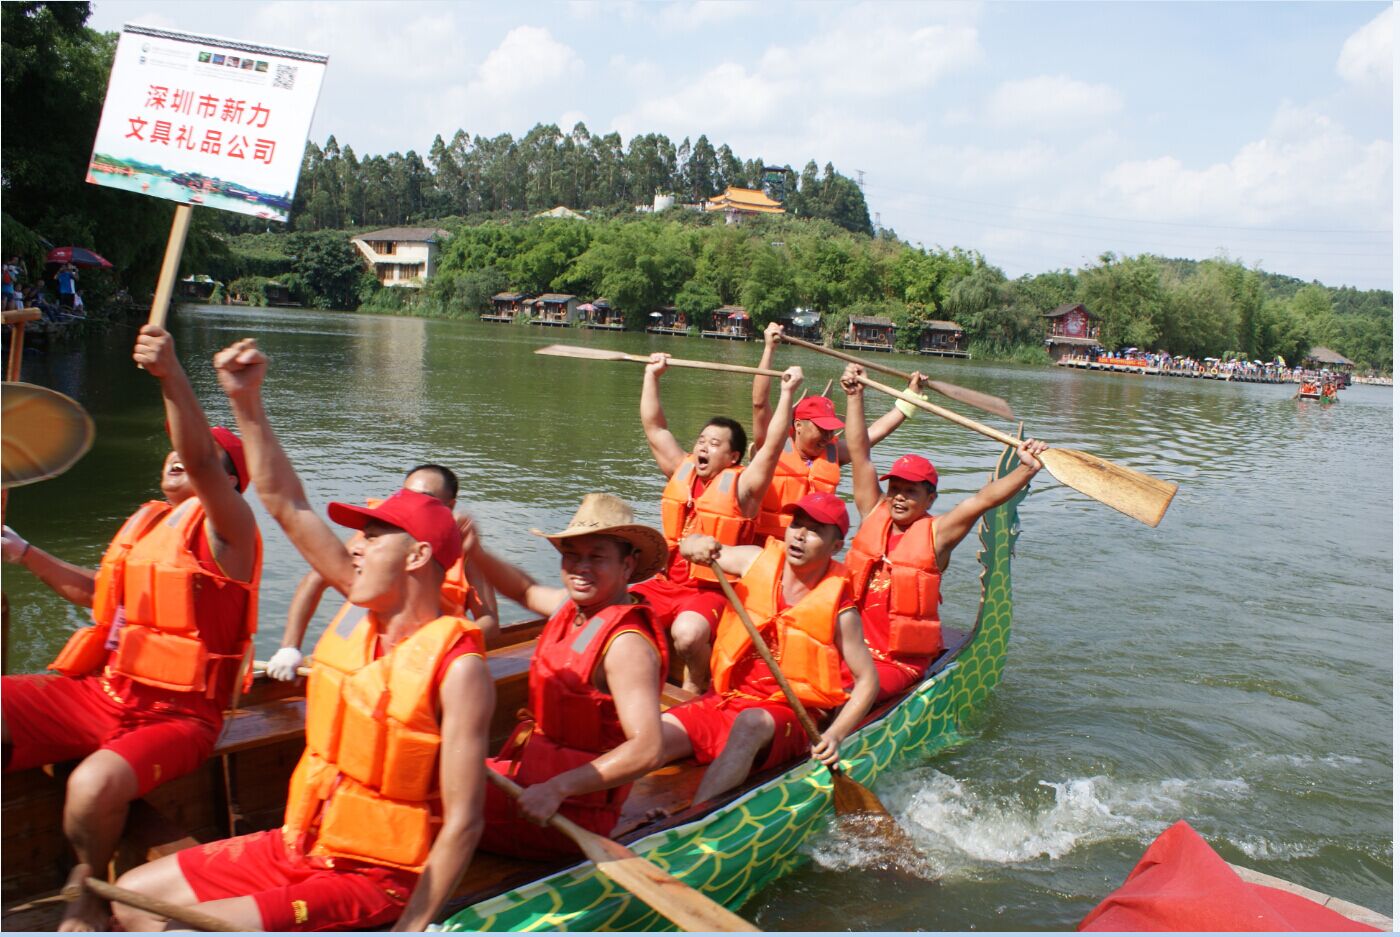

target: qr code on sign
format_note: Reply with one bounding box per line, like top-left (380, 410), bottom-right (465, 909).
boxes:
top-left (273, 64), bottom-right (296, 90)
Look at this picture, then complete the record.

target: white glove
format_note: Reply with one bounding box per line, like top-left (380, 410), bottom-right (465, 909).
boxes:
top-left (266, 646), bottom-right (304, 681)
top-left (2, 526), bottom-right (28, 563)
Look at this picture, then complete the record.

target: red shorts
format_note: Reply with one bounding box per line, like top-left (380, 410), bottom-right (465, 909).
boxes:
top-left (2, 673), bottom-right (217, 796)
top-left (477, 754), bottom-right (621, 861)
top-left (667, 692), bottom-right (812, 771)
top-left (177, 829), bottom-right (418, 931)
top-left (629, 577), bottom-right (727, 636)
top-left (871, 658), bottom-right (929, 701)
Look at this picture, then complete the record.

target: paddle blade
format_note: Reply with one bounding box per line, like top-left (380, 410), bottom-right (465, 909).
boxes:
top-left (925, 379), bottom-right (1015, 420)
top-left (831, 769), bottom-right (892, 818)
top-left (534, 343), bottom-right (635, 363)
top-left (574, 828), bottom-right (755, 932)
top-left (2, 382), bottom-right (94, 488)
top-left (1040, 447), bottom-right (1177, 527)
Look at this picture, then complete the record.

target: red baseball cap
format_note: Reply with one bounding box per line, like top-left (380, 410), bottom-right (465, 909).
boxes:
top-left (793, 395), bottom-right (843, 431)
top-left (781, 491), bottom-right (850, 536)
top-left (880, 453), bottom-right (939, 488)
top-left (209, 426), bottom-right (249, 492)
top-left (327, 488), bottom-right (463, 570)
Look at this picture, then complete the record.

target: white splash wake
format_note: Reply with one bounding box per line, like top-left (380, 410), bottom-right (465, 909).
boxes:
top-left (806, 769), bottom-right (1250, 878)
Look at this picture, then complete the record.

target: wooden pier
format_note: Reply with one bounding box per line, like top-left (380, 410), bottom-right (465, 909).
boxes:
top-left (1056, 356), bottom-right (1287, 384)
top-left (840, 340), bottom-right (895, 354)
top-left (699, 330), bottom-right (748, 341)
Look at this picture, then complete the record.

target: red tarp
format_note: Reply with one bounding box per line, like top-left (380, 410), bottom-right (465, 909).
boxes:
top-left (1079, 821), bottom-right (1378, 932)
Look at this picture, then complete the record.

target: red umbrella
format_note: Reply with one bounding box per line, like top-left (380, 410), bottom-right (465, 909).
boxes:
top-left (728, 310), bottom-right (749, 320)
top-left (46, 247), bottom-right (113, 269)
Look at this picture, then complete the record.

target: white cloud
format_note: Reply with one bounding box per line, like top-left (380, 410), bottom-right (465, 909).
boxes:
top-left (616, 62), bottom-right (797, 138)
top-left (793, 19), bottom-right (982, 96)
top-left (1097, 103), bottom-right (1391, 229)
top-left (985, 75), bottom-right (1124, 130)
top-left (467, 26), bottom-right (582, 97)
top-left (655, 1), bottom-right (758, 32)
top-left (1336, 6), bottom-right (1393, 88)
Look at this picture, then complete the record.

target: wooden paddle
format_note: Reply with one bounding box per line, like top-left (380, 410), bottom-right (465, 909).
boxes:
top-left (61, 863), bottom-right (238, 931)
top-left (857, 374), bottom-right (1178, 527)
top-left (708, 563), bottom-right (901, 823)
top-left (779, 332), bottom-right (1015, 419)
top-left (536, 343), bottom-right (784, 378)
top-left (485, 770), bottom-right (753, 932)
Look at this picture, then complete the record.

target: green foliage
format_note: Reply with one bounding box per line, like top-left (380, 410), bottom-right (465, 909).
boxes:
top-left (285, 230), bottom-right (363, 309)
top-left (674, 278), bottom-right (721, 321)
top-left (227, 276), bottom-right (276, 306)
top-left (1076, 252), bottom-right (1164, 350)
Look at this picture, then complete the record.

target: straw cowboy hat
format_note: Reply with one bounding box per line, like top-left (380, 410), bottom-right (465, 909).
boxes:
top-left (531, 492), bottom-right (667, 582)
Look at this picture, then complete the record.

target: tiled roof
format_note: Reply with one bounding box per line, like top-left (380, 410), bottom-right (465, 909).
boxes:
top-left (354, 227), bottom-right (450, 242)
top-left (923, 320), bottom-right (962, 331)
top-left (849, 316), bottom-right (893, 327)
top-left (704, 186), bottom-right (785, 214)
top-left (535, 293), bottom-right (576, 303)
top-left (1042, 302), bottom-right (1089, 318)
top-left (1306, 346), bottom-right (1354, 365)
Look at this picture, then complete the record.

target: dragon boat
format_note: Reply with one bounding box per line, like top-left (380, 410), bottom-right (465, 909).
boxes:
top-left (2, 447), bottom-right (1025, 931)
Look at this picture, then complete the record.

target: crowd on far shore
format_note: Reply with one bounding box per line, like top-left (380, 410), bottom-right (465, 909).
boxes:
top-left (2, 256), bottom-right (87, 320)
top-left (1069, 348), bottom-right (1352, 385)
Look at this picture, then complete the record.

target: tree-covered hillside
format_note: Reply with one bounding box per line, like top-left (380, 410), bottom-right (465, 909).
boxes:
top-left (2, 2), bottom-right (1390, 372)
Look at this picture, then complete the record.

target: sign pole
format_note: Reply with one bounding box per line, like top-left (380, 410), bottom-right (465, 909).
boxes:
top-left (148, 203), bottom-right (194, 329)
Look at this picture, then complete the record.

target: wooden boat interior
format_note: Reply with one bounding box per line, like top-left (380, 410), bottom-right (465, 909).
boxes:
top-left (2, 617), bottom-right (975, 929)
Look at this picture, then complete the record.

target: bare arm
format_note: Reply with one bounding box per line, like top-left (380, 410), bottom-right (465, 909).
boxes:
top-left (750, 323), bottom-right (783, 451)
top-left (840, 365), bottom-right (882, 518)
top-left (934, 439), bottom-right (1045, 571)
top-left (393, 654), bottom-right (493, 931)
top-left (461, 557), bottom-right (500, 643)
top-left (810, 607), bottom-right (878, 767)
top-left (212, 339), bottom-right (356, 593)
top-left (737, 365), bottom-right (803, 514)
top-left (514, 632), bottom-right (665, 823)
top-left (679, 534), bottom-right (762, 578)
top-left (278, 568), bottom-right (331, 651)
top-left (5, 543), bottom-right (97, 607)
top-left (461, 518), bottom-right (566, 617)
top-left (134, 325), bottom-right (257, 582)
top-left (640, 354), bottom-right (688, 478)
top-left (835, 371), bottom-right (924, 465)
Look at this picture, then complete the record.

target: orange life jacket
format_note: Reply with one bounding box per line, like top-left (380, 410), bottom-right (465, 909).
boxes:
top-left (659, 455), bottom-right (752, 583)
top-left (51, 499), bottom-right (261, 699)
top-left (283, 602), bottom-right (482, 872)
top-left (439, 556), bottom-right (477, 617)
top-left (845, 501), bottom-right (944, 657)
top-left (753, 440), bottom-right (841, 543)
top-left (710, 540), bottom-right (849, 708)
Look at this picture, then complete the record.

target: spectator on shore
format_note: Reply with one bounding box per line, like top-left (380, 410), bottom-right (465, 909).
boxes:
top-left (57, 263), bottom-right (78, 308)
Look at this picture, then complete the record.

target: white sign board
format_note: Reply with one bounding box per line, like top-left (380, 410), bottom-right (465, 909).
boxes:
top-left (87, 25), bottom-right (328, 222)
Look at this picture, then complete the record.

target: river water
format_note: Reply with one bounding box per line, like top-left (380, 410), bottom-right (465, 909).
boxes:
top-left (5, 305), bottom-right (1392, 927)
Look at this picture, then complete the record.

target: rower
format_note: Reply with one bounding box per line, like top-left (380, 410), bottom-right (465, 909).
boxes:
top-left (749, 322), bottom-right (925, 544)
top-left (264, 463), bottom-right (499, 681)
top-left (1, 325), bottom-right (261, 932)
top-left (656, 491), bottom-right (879, 805)
top-left (839, 363), bottom-right (1046, 700)
top-left (112, 338), bottom-right (494, 932)
top-left (466, 493), bottom-right (670, 859)
top-left (632, 352), bottom-right (804, 694)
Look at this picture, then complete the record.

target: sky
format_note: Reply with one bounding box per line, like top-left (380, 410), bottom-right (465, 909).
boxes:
top-left (88, 1), bottom-right (1394, 291)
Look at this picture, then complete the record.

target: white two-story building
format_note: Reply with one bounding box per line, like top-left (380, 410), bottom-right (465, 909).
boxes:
top-left (350, 227), bottom-right (451, 288)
